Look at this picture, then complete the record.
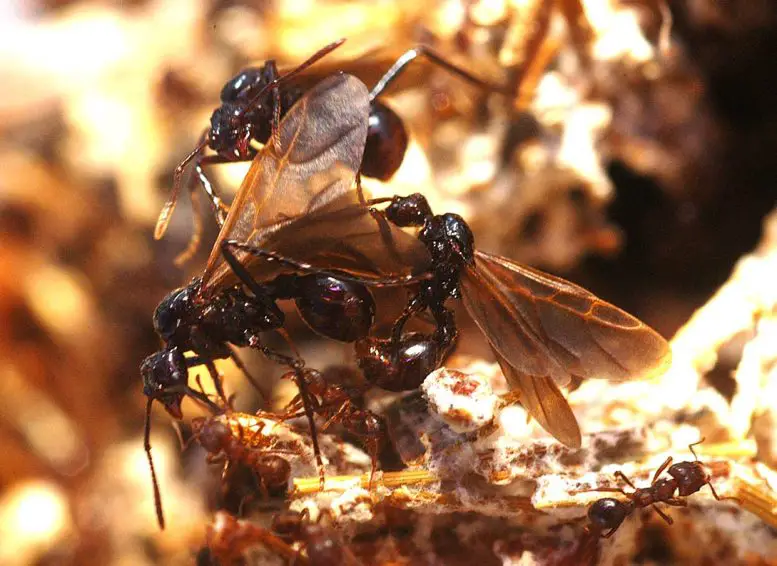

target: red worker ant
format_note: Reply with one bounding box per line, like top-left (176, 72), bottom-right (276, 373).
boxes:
top-left (584, 439), bottom-right (738, 539)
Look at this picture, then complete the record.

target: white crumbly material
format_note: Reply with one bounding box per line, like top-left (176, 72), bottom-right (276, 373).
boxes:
top-left (421, 367), bottom-right (498, 433)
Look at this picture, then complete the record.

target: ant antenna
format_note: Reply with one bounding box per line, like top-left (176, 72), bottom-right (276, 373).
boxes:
top-left (144, 398), bottom-right (166, 530)
top-left (688, 437), bottom-right (705, 460)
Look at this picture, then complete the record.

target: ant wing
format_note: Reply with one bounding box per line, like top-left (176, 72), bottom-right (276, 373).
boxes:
top-left (201, 72), bottom-right (370, 295)
top-left (460, 250), bottom-right (671, 444)
top-left (207, 190), bottom-right (432, 289)
top-left (255, 191), bottom-right (432, 283)
top-left (492, 347), bottom-right (581, 448)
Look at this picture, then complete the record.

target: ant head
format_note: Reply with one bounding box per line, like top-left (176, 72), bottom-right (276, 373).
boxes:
top-left (385, 193), bottom-right (432, 227)
top-left (153, 284), bottom-right (197, 342)
top-left (141, 347), bottom-right (188, 419)
top-left (220, 66), bottom-right (273, 103)
top-left (195, 418), bottom-right (231, 453)
top-left (588, 497), bottom-right (629, 532)
top-left (441, 213), bottom-right (475, 264)
top-left (208, 103), bottom-right (254, 160)
top-left (668, 461), bottom-right (709, 497)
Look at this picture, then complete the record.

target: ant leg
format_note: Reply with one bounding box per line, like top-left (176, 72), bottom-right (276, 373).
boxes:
top-left (664, 498), bottom-right (688, 507)
top-left (651, 504), bottom-right (674, 525)
top-left (172, 182), bottom-right (205, 267)
top-left (390, 294), bottom-right (427, 345)
top-left (228, 345), bottom-right (268, 403)
top-left (688, 438), bottom-right (705, 461)
top-left (205, 360), bottom-right (230, 406)
top-left (369, 45), bottom-right (511, 101)
top-left (222, 240), bottom-right (429, 287)
top-left (291, 367), bottom-right (327, 490)
top-left (614, 471), bottom-right (637, 490)
top-left (156, 134), bottom-right (208, 240)
top-left (651, 456), bottom-right (673, 484)
top-left (196, 155), bottom-right (249, 220)
top-left (320, 403), bottom-right (350, 432)
top-left (144, 399), bottom-right (166, 530)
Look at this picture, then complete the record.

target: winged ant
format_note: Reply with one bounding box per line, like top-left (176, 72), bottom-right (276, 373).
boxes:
top-left (189, 413), bottom-right (294, 497)
top-left (142, 71), bottom-right (433, 529)
top-left (228, 189), bottom-right (672, 448)
top-left (583, 439), bottom-right (737, 539)
top-left (154, 38), bottom-right (507, 264)
top-left (207, 508), bottom-right (361, 566)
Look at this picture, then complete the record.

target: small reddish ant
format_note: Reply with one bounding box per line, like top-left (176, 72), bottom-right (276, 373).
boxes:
top-left (190, 414), bottom-right (294, 496)
top-left (207, 508), bottom-right (360, 566)
top-left (583, 439), bottom-right (737, 538)
top-left (281, 367), bottom-right (385, 482)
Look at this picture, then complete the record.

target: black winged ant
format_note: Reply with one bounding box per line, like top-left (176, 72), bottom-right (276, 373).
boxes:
top-left (227, 189), bottom-right (672, 448)
top-left (142, 72), bottom-right (433, 529)
top-left (155, 38), bottom-right (507, 263)
top-left (584, 439), bottom-right (737, 538)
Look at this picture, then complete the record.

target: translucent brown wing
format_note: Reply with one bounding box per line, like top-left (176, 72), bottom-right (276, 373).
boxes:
top-left (200, 73), bottom-right (371, 295)
top-left (460, 250), bottom-right (671, 444)
top-left (461, 250), bottom-right (671, 386)
top-left (217, 191), bottom-right (433, 287)
top-left (492, 348), bottom-right (581, 448)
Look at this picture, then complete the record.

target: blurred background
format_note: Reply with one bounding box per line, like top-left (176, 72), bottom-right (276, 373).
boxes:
top-left (0, 0), bottom-right (776, 564)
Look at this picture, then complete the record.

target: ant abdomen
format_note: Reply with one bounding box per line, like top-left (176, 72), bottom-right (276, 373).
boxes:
top-left (362, 101), bottom-right (408, 180)
top-left (355, 332), bottom-right (441, 392)
top-left (294, 275), bottom-right (376, 343)
top-left (587, 497), bottom-right (630, 536)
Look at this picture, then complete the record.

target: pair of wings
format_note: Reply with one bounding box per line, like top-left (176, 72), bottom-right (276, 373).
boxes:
top-left (196, 71), bottom-right (671, 448)
top-left (461, 251), bottom-right (671, 447)
top-left (199, 72), bottom-right (430, 296)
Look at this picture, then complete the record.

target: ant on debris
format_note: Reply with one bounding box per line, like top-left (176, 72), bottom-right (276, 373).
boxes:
top-left (207, 508), bottom-right (360, 566)
top-left (189, 413), bottom-right (294, 497)
top-left (584, 439), bottom-right (738, 538)
top-left (155, 38), bottom-right (507, 263)
top-left (282, 366), bottom-right (386, 481)
top-left (142, 69), bottom-right (436, 530)
top-left (229, 190), bottom-right (671, 449)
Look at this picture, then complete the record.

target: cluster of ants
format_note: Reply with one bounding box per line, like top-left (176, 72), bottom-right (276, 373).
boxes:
top-left (140, 38), bottom-right (683, 563)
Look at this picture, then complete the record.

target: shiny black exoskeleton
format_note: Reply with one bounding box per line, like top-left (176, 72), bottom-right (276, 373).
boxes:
top-left (141, 271), bottom-right (377, 530)
top-left (142, 273), bottom-right (377, 418)
top-left (583, 440), bottom-right (735, 539)
top-left (170, 42), bottom-right (505, 235)
top-left (344, 193), bottom-right (476, 393)
top-left (141, 280), bottom-right (284, 418)
top-left (209, 63), bottom-right (304, 161)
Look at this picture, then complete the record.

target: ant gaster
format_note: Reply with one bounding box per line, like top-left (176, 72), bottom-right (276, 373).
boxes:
top-left (584, 439), bottom-right (737, 538)
top-left (155, 39), bottom-right (508, 263)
